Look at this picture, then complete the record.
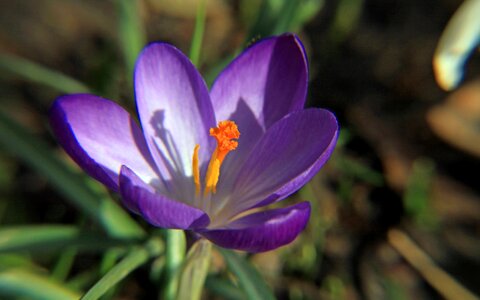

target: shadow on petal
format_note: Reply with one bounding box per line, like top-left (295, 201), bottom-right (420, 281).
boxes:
top-left (120, 165), bottom-right (210, 230)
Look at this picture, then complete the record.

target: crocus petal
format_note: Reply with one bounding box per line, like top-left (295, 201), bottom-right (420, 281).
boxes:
top-left (213, 109), bottom-right (337, 219)
top-left (134, 43), bottom-right (216, 199)
top-left (50, 94), bottom-right (159, 191)
top-left (210, 34), bottom-right (308, 188)
top-left (200, 202), bottom-right (311, 252)
top-left (119, 166), bottom-right (210, 229)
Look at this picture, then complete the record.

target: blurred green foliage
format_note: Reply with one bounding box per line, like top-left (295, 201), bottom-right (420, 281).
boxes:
top-left (404, 158), bottom-right (438, 229)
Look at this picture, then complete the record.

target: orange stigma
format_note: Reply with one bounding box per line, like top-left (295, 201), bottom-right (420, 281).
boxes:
top-left (209, 121), bottom-right (240, 163)
top-left (192, 120), bottom-right (240, 197)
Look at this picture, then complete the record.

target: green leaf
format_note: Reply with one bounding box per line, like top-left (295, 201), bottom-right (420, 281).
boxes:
top-left (176, 239), bottom-right (212, 300)
top-left (189, 0), bottom-right (207, 67)
top-left (51, 247), bottom-right (77, 281)
top-left (206, 276), bottom-right (246, 300)
top-left (0, 53), bottom-right (90, 93)
top-left (81, 238), bottom-right (163, 300)
top-left (0, 111), bottom-right (144, 238)
top-left (98, 248), bottom-right (126, 300)
top-left (0, 225), bottom-right (135, 253)
top-left (218, 248), bottom-right (275, 300)
top-left (100, 248), bottom-right (125, 275)
top-left (0, 268), bottom-right (80, 300)
top-left (117, 0), bottom-right (145, 77)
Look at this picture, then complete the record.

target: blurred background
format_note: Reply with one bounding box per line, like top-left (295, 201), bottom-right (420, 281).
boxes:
top-left (0, 0), bottom-right (479, 299)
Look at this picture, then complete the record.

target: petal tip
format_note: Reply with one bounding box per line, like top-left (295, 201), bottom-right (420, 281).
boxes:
top-left (200, 202), bottom-right (311, 252)
top-left (49, 94), bottom-right (120, 191)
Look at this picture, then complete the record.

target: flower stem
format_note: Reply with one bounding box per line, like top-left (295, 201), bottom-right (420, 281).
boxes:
top-left (163, 229), bottom-right (186, 300)
top-left (176, 239), bottom-right (212, 300)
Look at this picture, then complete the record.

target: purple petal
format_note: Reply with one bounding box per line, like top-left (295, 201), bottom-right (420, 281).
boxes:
top-left (119, 166), bottom-right (210, 229)
top-left (214, 109), bottom-right (338, 219)
top-left (211, 33), bottom-right (308, 128)
top-left (134, 43), bottom-right (216, 199)
top-left (210, 34), bottom-right (308, 189)
top-left (199, 202), bottom-right (311, 252)
top-left (49, 94), bottom-right (159, 191)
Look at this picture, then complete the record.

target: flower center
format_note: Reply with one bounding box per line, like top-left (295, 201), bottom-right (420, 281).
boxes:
top-left (192, 120), bottom-right (240, 197)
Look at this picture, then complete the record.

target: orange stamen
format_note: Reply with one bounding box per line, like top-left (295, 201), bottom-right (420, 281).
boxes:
top-left (192, 120), bottom-right (240, 198)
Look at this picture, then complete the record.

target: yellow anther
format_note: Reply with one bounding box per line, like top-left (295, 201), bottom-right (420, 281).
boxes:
top-left (191, 120), bottom-right (240, 198)
top-left (192, 144), bottom-right (201, 196)
top-left (204, 149), bottom-right (221, 195)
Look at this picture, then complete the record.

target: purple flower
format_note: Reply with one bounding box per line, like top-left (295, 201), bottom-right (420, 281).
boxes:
top-left (49, 34), bottom-right (338, 252)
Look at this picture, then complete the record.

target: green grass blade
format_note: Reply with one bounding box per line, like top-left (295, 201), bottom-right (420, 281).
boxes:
top-left (176, 239), bottom-right (212, 300)
top-left (0, 53), bottom-right (90, 93)
top-left (189, 0), bottom-right (207, 67)
top-left (0, 111), bottom-right (144, 238)
top-left (0, 268), bottom-right (80, 300)
top-left (81, 238), bottom-right (163, 300)
top-left (117, 0), bottom-right (145, 76)
top-left (218, 248), bottom-right (275, 300)
top-left (0, 225), bottom-right (136, 253)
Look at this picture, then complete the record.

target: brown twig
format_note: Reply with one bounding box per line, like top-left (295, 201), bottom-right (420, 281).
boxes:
top-left (387, 228), bottom-right (479, 300)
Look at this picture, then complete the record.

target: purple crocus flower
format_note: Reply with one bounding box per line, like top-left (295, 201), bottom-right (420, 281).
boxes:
top-left (50, 34), bottom-right (338, 252)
